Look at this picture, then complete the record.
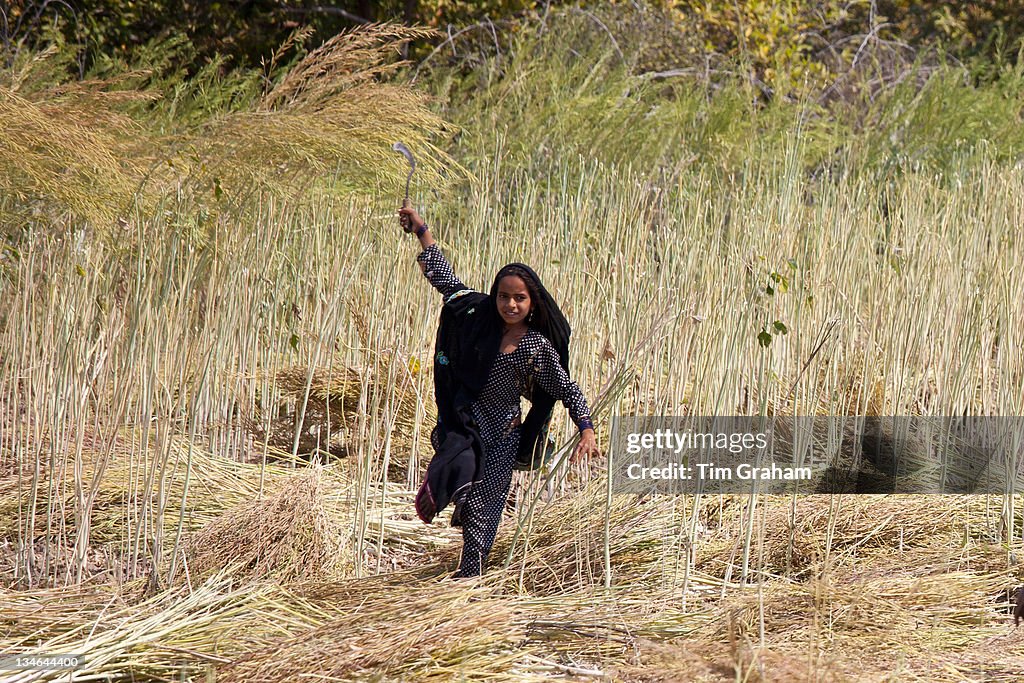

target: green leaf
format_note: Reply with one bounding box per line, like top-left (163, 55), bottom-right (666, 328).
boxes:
top-left (770, 271), bottom-right (789, 293)
top-left (757, 330), bottom-right (772, 347)
top-left (289, 333), bottom-right (300, 351)
top-left (773, 320), bottom-right (788, 334)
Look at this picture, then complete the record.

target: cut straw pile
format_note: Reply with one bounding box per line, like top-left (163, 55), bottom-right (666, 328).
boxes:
top-left (186, 466), bottom-right (345, 584)
top-left (0, 431), bottom-right (290, 543)
top-left (492, 480), bottom-right (695, 594)
top-left (0, 576), bottom-right (334, 683)
top-left (695, 494), bottom-right (1000, 580)
top-left (218, 576), bottom-right (523, 682)
top-left (0, 489), bottom-right (1021, 681)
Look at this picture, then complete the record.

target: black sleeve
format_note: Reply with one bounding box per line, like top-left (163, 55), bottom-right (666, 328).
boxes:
top-left (416, 244), bottom-right (473, 300)
top-left (529, 341), bottom-right (594, 432)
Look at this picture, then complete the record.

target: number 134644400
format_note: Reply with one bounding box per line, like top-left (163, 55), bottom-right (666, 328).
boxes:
top-left (0, 654), bottom-right (85, 670)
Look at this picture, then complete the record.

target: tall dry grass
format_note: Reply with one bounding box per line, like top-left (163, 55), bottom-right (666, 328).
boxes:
top-left (0, 24), bottom-right (458, 231)
top-left (2, 143), bottom-right (1021, 587)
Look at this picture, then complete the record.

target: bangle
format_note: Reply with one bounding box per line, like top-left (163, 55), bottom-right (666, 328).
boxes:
top-left (415, 223), bottom-right (428, 238)
top-left (577, 417), bottom-right (594, 433)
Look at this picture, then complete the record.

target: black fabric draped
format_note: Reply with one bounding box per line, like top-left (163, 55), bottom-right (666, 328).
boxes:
top-left (492, 263), bottom-right (571, 470)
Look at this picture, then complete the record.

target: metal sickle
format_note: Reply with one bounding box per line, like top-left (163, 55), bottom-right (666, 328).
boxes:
top-left (393, 142), bottom-right (417, 233)
top-left (392, 141), bottom-right (416, 204)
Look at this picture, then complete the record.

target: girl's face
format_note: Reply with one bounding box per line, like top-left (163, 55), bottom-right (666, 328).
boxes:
top-left (496, 275), bottom-right (532, 326)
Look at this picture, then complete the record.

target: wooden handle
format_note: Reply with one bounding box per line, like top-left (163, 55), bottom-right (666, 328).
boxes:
top-left (401, 197), bottom-right (414, 232)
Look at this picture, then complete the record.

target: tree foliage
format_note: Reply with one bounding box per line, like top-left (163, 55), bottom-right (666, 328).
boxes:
top-left (6, 1), bottom-right (1021, 84)
top-left (2, 0), bottom-right (546, 71)
top-left (656, 1), bottom-right (1024, 92)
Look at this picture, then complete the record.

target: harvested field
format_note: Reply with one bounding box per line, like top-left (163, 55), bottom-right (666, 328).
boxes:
top-left (3, 8), bottom-right (1024, 683)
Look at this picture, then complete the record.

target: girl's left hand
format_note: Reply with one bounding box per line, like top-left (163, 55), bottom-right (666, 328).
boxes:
top-left (572, 428), bottom-right (599, 463)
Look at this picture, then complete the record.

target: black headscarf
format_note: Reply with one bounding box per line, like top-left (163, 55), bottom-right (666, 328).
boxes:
top-left (415, 262), bottom-right (571, 523)
top-left (489, 263), bottom-right (570, 468)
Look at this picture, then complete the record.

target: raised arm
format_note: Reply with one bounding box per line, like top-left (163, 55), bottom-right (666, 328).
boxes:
top-left (399, 207), bottom-right (471, 299)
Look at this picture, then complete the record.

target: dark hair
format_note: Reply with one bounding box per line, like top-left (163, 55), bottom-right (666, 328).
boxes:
top-left (491, 264), bottom-right (550, 333)
top-left (487, 262), bottom-right (572, 468)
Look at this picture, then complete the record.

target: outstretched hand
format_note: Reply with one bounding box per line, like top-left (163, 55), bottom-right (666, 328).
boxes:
top-left (571, 428), bottom-right (599, 464)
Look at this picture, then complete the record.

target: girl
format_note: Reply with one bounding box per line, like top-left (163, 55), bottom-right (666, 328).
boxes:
top-left (401, 206), bottom-right (598, 577)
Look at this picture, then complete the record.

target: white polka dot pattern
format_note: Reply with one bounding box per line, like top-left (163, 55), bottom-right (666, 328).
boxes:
top-left (418, 244), bottom-right (593, 575)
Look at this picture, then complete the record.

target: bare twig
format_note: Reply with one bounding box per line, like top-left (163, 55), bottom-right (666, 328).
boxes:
top-left (567, 7), bottom-right (624, 63)
top-left (411, 20), bottom-right (513, 84)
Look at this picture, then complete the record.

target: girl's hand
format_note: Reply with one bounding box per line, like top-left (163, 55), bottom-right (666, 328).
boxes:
top-left (399, 207), bottom-right (425, 234)
top-left (572, 428), bottom-right (598, 463)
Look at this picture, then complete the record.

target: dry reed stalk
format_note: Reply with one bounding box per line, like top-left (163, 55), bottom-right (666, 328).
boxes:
top-left (0, 583), bottom-right (129, 643)
top-left (680, 570), bottom-right (1016, 682)
top-left (695, 495), bottom-right (990, 580)
top-left (0, 577), bottom-right (322, 683)
top-left (217, 577), bottom-right (524, 682)
top-left (493, 482), bottom-right (718, 595)
top-left (187, 466), bottom-right (344, 583)
top-left (0, 427), bottom-right (312, 589)
top-left (232, 577), bottom-right (722, 681)
top-left (0, 436), bottom-right (293, 542)
top-left (255, 357), bottom-right (419, 461)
